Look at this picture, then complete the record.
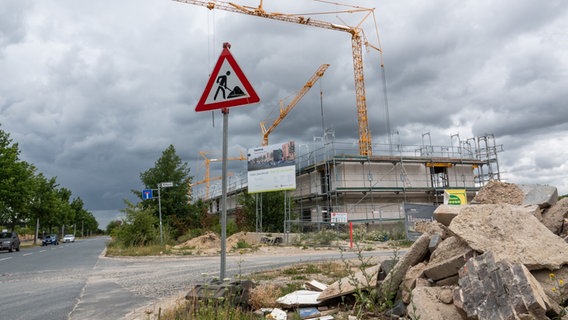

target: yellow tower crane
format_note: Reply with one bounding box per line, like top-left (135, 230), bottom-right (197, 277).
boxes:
top-left (173, 0), bottom-right (384, 156)
top-left (194, 150), bottom-right (246, 199)
top-left (260, 63), bottom-right (329, 146)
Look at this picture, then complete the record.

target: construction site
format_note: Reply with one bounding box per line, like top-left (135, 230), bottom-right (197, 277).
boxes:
top-left (179, 0), bottom-right (504, 233)
top-left (192, 132), bottom-right (502, 231)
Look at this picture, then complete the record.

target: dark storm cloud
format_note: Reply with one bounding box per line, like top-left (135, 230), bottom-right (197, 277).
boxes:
top-left (0, 0), bottom-right (567, 218)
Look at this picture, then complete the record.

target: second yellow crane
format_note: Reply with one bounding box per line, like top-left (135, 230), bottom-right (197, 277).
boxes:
top-left (260, 63), bottom-right (330, 146)
top-left (173, 0), bottom-right (383, 156)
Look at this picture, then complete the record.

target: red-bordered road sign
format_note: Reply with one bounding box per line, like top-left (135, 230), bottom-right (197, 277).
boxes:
top-left (195, 43), bottom-right (260, 112)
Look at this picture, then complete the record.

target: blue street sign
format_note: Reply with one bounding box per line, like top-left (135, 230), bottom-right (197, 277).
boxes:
top-left (142, 189), bottom-right (153, 200)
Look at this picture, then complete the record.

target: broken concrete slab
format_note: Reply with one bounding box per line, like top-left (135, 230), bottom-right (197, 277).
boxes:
top-left (424, 236), bottom-right (475, 281)
top-left (378, 233), bottom-right (430, 299)
top-left (518, 184), bottom-right (558, 208)
top-left (401, 262), bottom-right (427, 304)
top-left (433, 204), bottom-right (462, 227)
top-left (449, 203), bottom-right (568, 270)
top-left (454, 251), bottom-right (551, 320)
top-left (542, 197), bottom-right (568, 235)
top-left (317, 265), bottom-right (380, 302)
top-left (472, 179), bottom-right (525, 205)
top-left (305, 280), bottom-right (328, 292)
top-left (423, 249), bottom-right (475, 282)
top-left (276, 290), bottom-right (321, 307)
top-left (428, 236), bottom-right (472, 265)
top-left (428, 233), bottom-right (442, 253)
top-left (410, 286), bottom-right (465, 320)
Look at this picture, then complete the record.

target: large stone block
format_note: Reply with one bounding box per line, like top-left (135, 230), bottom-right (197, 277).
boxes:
top-left (542, 197), bottom-right (568, 235)
top-left (410, 286), bottom-right (465, 320)
top-left (401, 262), bottom-right (427, 304)
top-left (433, 205), bottom-right (462, 227)
top-left (454, 251), bottom-right (551, 320)
top-left (424, 249), bottom-right (475, 281)
top-left (518, 184), bottom-right (558, 208)
top-left (449, 203), bottom-right (568, 270)
top-left (378, 233), bottom-right (430, 299)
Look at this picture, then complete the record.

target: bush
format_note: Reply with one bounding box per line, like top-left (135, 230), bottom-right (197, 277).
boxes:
top-left (114, 206), bottom-right (159, 247)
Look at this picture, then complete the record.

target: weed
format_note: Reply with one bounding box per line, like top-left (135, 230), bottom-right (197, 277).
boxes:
top-left (549, 273), bottom-right (567, 319)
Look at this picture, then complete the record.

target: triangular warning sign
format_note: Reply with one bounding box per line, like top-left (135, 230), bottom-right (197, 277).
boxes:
top-left (195, 44), bottom-right (260, 112)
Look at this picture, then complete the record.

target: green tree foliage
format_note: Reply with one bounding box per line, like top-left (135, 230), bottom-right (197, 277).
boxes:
top-left (237, 191), bottom-right (289, 232)
top-left (138, 145), bottom-right (193, 239)
top-left (0, 126), bottom-right (96, 237)
top-left (0, 129), bottom-right (36, 229)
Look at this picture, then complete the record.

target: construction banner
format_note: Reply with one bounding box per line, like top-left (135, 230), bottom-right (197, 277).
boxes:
top-left (444, 189), bottom-right (467, 205)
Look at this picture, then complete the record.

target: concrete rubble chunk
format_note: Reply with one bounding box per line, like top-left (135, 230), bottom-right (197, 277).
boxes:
top-left (305, 280), bottom-right (328, 292)
top-left (449, 203), bottom-right (568, 270)
top-left (433, 204), bottom-right (463, 227)
top-left (401, 262), bottom-right (427, 304)
top-left (428, 233), bottom-right (442, 253)
top-left (378, 233), bottom-right (430, 299)
top-left (424, 236), bottom-right (475, 282)
top-left (276, 290), bottom-right (321, 307)
top-left (454, 251), bottom-right (551, 320)
top-left (410, 286), bottom-right (465, 320)
top-left (472, 180), bottom-right (525, 205)
top-left (542, 197), bottom-right (568, 235)
top-left (518, 184), bottom-right (558, 208)
top-left (317, 265), bottom-right (380, 302)
top-left (423, 249), bottom-right (475, 282)
top-left (429, 236), bottom-right (472, 265)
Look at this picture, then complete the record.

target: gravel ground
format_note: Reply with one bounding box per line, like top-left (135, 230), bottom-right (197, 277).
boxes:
top-left (102, 245), bottom-right (395, 319)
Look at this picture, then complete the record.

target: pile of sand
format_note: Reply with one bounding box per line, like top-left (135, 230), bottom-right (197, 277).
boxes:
top-left (174, 232), bottom-right (220, 250)
top-left (227, 232), bottom-right (261, 248)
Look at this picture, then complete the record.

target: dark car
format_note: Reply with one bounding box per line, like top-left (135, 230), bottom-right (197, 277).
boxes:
top-left (0, 231), bottom-right (21, 252)
top-left (42, 234), bottom-right (59, 246)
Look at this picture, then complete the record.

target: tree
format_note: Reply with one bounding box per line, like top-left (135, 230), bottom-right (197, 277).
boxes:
top-left (237, 191), bottom-right (290, 232)
top-left (29, 174), bottom-right (60, 241)
top-left (138, 145), bottom-right (193, 239)
top-left (0, 129), bottom-right (36, 230)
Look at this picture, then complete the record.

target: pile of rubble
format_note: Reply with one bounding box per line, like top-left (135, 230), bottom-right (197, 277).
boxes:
top-left (257, 181), bottom-right (568, 319)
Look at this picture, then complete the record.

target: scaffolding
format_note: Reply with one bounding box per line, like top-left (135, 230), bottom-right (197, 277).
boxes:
top-left (193, 133), bottom-right (503, 232)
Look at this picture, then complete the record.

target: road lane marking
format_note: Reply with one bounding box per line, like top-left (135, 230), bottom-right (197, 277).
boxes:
top-left (23, 253), bottom-right (33, 256)
top-left (39, 250), bottom-right (47, 253)
top-left (0, 257), bottom-right (12, 262)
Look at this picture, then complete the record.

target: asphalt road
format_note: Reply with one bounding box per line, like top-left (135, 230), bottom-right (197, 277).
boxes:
top-left (0, 237), bottom-right (107, 320)
top-left (0, 236), bottom-right (399, 320)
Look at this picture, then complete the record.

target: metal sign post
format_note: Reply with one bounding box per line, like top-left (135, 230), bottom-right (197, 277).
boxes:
top-left (157, 181), bottom-right (173, 246)
top-left (195, 42), bottom-right (259, 280)
top-left (220, 108), bottom-right (229, 280)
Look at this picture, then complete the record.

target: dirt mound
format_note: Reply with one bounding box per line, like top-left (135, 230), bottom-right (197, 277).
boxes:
top-left (472, 179), bottom-right (524, 205)
top-left (227, 232), bottom-right (261, 248)
top-left (174, 232), bottom-right (220, 250)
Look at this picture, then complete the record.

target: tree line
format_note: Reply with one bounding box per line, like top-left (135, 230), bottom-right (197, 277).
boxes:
top-left (110, 144), bottom-right (287, 247)
top-left (0, 127), bottom-right (98, 241)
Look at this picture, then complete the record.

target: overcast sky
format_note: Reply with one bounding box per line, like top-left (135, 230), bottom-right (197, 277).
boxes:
top-left (1, 0), bottom-right (567, 223)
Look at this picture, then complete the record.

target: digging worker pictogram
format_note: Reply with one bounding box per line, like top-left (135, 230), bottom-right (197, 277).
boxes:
top-left (213, 70), bottom-right (245, 101)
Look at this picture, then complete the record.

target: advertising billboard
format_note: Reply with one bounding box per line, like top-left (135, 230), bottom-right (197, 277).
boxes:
top-left (247, 141), bottom-right (296, 193)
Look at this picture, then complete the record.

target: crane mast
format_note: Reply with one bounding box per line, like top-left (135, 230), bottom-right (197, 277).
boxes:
top-left (173, 0), bottom-right (377, 156)
top-left (260, 63), bottom-right (330, 146)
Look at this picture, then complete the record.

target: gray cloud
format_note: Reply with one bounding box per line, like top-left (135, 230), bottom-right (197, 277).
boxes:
top-left (1, 0), bottom-right (567, 216)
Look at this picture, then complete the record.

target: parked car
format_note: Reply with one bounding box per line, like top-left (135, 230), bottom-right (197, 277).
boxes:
top-left (42, 234), bottom-right (59, 246)
top-left (0, 231), bottom-right (20, 252)
top-left (63, 234), bottom-right (75, 243)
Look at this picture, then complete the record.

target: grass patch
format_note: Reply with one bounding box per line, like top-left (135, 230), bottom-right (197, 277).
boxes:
top-left (106, 240), bottom-right (169, 256)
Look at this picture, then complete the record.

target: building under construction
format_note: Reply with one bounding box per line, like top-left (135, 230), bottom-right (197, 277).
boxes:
top-left (192, 132), bottom-right (503, 231)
